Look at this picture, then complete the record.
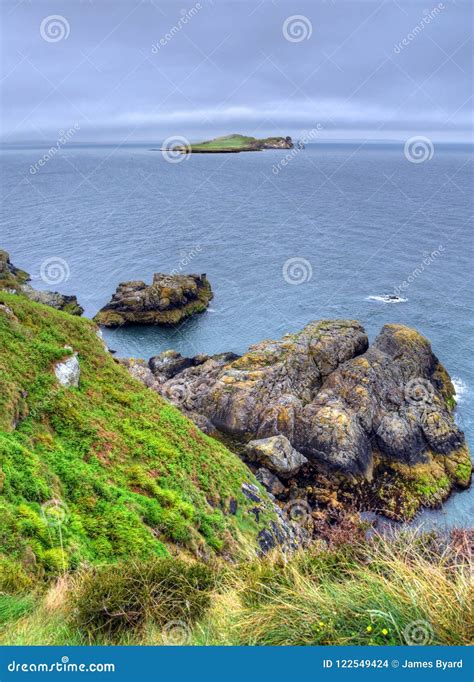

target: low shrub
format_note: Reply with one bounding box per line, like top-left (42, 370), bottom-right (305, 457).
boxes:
top-left (71, 557), bottom-right (215, 640)
top-left (0, 557), bottom-right (32, 594)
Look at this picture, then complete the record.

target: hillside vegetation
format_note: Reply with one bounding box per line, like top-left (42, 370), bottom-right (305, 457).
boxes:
top-left (0, 291), bottom-right (276, 590)
top-left (1, 528), bottom-right (472, 646)
top-left (172, 134), bottom-right (293, 153)
top-left (0, 290), bottom-right (472, 648)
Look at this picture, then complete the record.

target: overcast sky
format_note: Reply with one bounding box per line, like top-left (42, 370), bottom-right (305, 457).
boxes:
top-left (1, 0), bottom-right (472, 143)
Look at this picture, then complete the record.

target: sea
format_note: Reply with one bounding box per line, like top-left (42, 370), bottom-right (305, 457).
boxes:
top-left (1, 140), bottom-right (472, 530)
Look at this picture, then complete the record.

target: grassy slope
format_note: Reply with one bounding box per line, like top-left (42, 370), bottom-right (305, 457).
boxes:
top-left (190, 134), bottom-right (256, 150)
top-left (0, 292), bottom-right (274, 588)
top-left (184, 134), bottom-right (288, 152)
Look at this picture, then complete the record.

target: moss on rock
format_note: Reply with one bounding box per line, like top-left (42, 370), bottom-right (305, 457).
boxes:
top-left (94, 273), bottom-right (213, 327)
top-left (369, 445), bottom-right (472, 521)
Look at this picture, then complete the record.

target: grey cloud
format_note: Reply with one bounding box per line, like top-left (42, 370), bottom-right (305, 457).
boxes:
top-left (1, 0), bottom-right (472, 142)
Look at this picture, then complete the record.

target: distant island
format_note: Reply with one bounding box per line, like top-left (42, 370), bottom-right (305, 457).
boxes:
top-left (156, 133), bottom-right (294, 154)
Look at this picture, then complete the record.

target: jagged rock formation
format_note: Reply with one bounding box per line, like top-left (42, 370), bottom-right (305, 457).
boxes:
top-left (0, 249), bottom-right (29, 289)
top-left (122, 320), bottom-right (472, 520)
top-left (94, 273), bottom-right (213, 327)
top-left (0, 250), bottom-right (83, 316)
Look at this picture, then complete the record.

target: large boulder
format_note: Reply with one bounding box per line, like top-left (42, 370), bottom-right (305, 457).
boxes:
top-left (128, 320), bottom-right (471, 520)
top-left (246, 435), bottom-right (308, 477)
top-left (94, 273), bottom-right (213, 327)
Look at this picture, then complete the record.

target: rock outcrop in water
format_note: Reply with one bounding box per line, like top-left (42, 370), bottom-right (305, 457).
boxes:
top-left (122, 320), bottom-right (472, 521)
top-left (0, 249), bottom-right (83, 316)
top-left (95, 273), bottom-right (213, 327)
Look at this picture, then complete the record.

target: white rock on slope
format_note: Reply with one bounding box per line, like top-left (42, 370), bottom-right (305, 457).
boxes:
top-left (54, 347), bottom-right (80, 388)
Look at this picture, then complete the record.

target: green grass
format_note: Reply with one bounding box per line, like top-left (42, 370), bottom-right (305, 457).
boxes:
top-left (195, 530), bottom-right (473, 646)
top-left (1, 289), bottom-right (472, 648)
top-left (175, 134), bottom-right (290, 152)
top-left (1, 530), bottom-right (471, 646)
top-left (190, 134), bottom-right (256, 150)
top-left (0, 292), bottom-right (275, 586)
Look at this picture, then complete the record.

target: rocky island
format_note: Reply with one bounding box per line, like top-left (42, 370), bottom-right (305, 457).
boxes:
top-left (94, 272), bottom-right (213, 326)
top-left (123, 319), bottom-right (472, 522)
top-left (160, 133), bottom-right (294, 154)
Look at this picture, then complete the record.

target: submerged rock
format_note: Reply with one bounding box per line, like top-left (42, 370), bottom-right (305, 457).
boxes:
top-left (128, 319), bottom-right (472, 520)
top-left (94, 273), bottom-right (213, 327)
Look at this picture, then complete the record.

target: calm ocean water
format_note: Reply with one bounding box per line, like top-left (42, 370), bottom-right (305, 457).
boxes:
top-left (1, 141), bottom-right (472, 529)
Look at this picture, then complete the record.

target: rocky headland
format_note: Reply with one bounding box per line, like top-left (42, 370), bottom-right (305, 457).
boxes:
top-left (0, 249), bottom-right (83, 316)
top-left (94, 273), bottom-right (213, 327)
top-left (122, 320), bottom-right (472, 522)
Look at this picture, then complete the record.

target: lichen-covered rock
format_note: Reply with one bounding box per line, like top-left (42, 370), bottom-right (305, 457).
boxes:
top-left (21, 284), bottom-right (83, 316)
top-left (149, 350), bottom-right (196, 378)
top-left (54, 348), bottom-right (80, 387)
top-left (0, 249), bottom-right (83, 315)
top-left (294, 324), bottom-right (465, 477)
top-left (94, 273), bottom-right (213, 327)
top-left (239, 482), bottom-right (310, 553)
top-left (128, 319), bottom-right (471, 520)
top-left (246, 435), bottom-right (307, 477)
top-left (0, 249), bottom-right (29, 290)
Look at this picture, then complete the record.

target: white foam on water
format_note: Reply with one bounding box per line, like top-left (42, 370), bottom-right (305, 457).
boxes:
top-left (365, 294), bottom-right (408, 304)
top-left (452, 377), bottom-right (468, 404)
